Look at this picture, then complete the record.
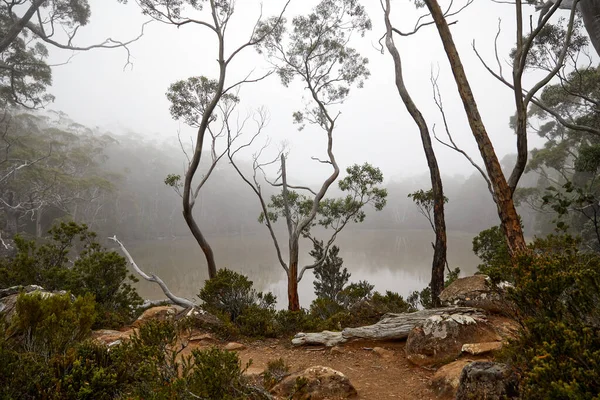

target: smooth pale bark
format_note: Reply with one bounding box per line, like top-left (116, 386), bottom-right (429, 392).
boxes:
top-left (383, 0), bottom-right (447, 306)
top-left (424, 0), bottom-right (527, 256)
top-left (110, 236), bottom-right (196, 309)
top-left (292, 307), bottom-right (485, 346)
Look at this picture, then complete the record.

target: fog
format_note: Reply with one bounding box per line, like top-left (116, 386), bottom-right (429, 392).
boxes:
top-left (3, 0), bottom-right (579, 306)
top-left (45, 0), bottom-right (553, 183)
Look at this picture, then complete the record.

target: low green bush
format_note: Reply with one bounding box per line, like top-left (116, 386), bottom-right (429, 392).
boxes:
top-left (7, 292), bottom-right (96, 358)
top-left (0, 222), bottom-right (143, 328)
top-left (498, 234), bottom-right (600, 399)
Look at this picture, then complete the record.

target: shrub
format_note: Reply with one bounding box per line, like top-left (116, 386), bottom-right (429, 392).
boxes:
top-left (274, 309), bottom-right (321, 335)
top-left (263, 358), bottom-right (290, 390)
top-left (199, 269), bottom-right (278, 338)
top-left (501, 234), bottom-right (600, 399)
top-left (0, 222), bottom-right (143, 328)
top-left (311, 241), bottom-right (349, 302)
top-left (7, 292), bottom-right (97, 358)
top-left (472, 225), bottom-right (513, 282)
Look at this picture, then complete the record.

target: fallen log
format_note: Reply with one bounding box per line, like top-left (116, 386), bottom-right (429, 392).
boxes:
top-left (292, 306), bottom-right (486, 347)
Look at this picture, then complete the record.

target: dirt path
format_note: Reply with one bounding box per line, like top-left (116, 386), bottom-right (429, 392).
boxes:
top-left (187, 337), bottom-right (451, 400)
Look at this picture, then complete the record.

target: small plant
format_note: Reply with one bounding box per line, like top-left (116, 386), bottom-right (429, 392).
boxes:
top-left (263, 358), bottom-right (290, 390)
top-left (311, 241), bottom-right (348, 303)
top-left (199, 269), bottom-right (278, 337)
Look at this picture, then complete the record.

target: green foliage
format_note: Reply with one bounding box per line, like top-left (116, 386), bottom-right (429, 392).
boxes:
top-left (408, 188), bottom-right (449, 232)
top-left (1, 316), bottom-right (267, 400)
top-left (263, 358), bottom-right (290, 390)
top-left (500, 234), bottom-right (600, 399)
top-left (7, 292), bottom-right (96, 358)
top-left (472, 225), bottom-right (512, 282)
top-left (311, 241), bottom-right (348, 303)
top-left (199, 269), bottom-right (278, 338)
top-left (0, 222), bottom-right (143, 328)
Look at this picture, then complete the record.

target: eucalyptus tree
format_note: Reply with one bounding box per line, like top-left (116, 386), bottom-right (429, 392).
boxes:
top-left (0, 0), bottom-right (145, 108)
top-left (228, 0), bottom-right (377, 310)
top-left (382, 0), bottom-right (448, 307)
top-left (139, 0), bottom-right (289, 280)
top-left (417, 0), bottom-right (583, 258)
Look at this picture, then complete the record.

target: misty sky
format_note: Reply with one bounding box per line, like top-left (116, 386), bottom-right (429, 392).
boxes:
top-left (44, 0), bottom-right (577, 184)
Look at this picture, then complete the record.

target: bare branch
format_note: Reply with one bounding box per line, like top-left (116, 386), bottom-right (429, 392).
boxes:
top-left (109, 236), bottom-right (196, 309)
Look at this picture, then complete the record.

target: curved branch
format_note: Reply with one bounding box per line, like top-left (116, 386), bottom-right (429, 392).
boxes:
top-left (109, 236), bottom-right (196, 309)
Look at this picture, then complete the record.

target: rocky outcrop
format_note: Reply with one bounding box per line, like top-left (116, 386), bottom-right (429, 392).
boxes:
top-left (405, 313), bottom-right (500, 367)
top-left (431, 359), bottom-right (475, 397)
top-left (440, 275), bottom-right (512, 315)
top-left (132, 305), bottom-right (184, 327)
top-left (292, 307), bottom-right (485, 347)
top-left (270, 366), bottom-right (357, 399)
top-left (456, 361), bottom-right (520, 400)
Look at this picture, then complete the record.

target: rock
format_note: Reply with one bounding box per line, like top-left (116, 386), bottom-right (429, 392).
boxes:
top-left (292, 331), bottom-right (346, 347)
top-left (271, 365), bottom-right (357, 399)
top-left (243, 366), bottom-right (265, 377)
top-left (461, 341), bottom-right (503, 355)
top-left (456, 361), bottom-right (520, 399)
top-left (189, 333), bottom-right (215, 342)
top-left (431, 359), bottom-right (474, 397)
top-left (91, 329), bottom-right (134, 346)
top-left (372, 347), bottom-right (394, 359)
top-left (440, 275), bottom-right (511, 315)
top-left (331, 346), bottom-right (345, 355)
top-left (224, 342), bottom-right (246, 351)
top-left (132, 305), bottom-right (183, 327)
top-left (405, 313), bottom-right (500, 367)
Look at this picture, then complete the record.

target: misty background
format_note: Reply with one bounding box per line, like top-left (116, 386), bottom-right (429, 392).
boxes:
top-left (4, 0), bottom-right (582, 306)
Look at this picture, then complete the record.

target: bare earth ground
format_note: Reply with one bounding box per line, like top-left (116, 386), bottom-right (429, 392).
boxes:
top-left (185, 337), bottom-right (452, 400)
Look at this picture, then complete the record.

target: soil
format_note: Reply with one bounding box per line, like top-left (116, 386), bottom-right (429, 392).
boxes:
top-left (185, 336), bottom-right (454, 400)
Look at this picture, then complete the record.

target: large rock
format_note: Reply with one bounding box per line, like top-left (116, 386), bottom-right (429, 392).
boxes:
top-left (456, 361), bottom-right (520, 399)
top-left (431, 359), bottom-right (475, 397)
top-left (270, 365), bottom-right (357, 399)
top-left (405, 313), bottom-right (500, 367)
top-left (91, 329), bottom-right (135, 347)
top-left (132, 305), bottom-right (184, 327)
top-left (440, 275), bottom-right (511, 315)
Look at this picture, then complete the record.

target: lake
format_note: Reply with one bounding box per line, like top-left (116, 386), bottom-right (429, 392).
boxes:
top-left (124, 228), bottom-right (480, 308)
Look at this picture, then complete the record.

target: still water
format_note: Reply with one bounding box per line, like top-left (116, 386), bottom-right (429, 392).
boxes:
top-left (124, 229), bottom-right (479, 308)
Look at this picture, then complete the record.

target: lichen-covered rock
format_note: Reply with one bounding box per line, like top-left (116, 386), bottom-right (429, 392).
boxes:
top-left (405, 313), bottom-right (500, 367)
top-left (440, 275), bottom-right (511, 315)
top-left (431, 359), bottom-right (475, 396)
top-left (456, 361), bottom-right (520, 399)
top-left (271, 365), bottom-right (357, 399)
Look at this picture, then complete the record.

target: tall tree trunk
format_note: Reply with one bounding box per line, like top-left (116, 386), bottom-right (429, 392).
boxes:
top-left (425, 0), bottom-right (527, 256)
top-left (288, 255), bottom-right (300, 311)
top-left (383, 2), bottom-right (447, 306)
top-left (182, 209), bottom-right (217, 279)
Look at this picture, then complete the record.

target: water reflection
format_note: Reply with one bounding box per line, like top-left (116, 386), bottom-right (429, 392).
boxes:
top-left (122, 229), bottom-right (479, 308)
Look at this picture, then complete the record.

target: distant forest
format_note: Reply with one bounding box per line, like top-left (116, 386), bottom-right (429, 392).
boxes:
top-left (1, 109), bottom-right (543, 242)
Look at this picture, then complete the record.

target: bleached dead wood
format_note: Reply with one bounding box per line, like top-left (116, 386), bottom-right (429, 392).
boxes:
top-left (109, 236), bottom-right (196, 309)
top-left (292, 307), bottom-right (485, 347)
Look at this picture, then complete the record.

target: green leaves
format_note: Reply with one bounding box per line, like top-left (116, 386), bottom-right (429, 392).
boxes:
top-left (166, 76), bottom-right (239, 128)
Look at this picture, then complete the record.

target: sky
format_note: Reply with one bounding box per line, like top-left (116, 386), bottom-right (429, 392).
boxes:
top-left (44, 0), bottom-right (572, 184)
